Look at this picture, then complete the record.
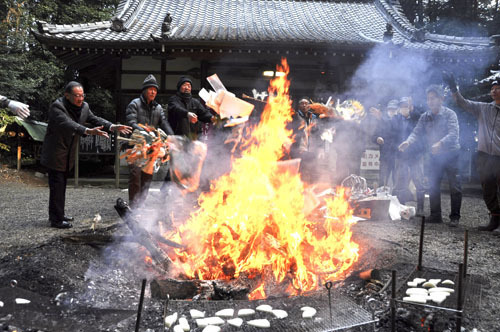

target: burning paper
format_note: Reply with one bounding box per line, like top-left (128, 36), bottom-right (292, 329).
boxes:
top-left (199, 75), bottom-right (254, 124)
top-left (119, 125), bottom-right (170, 175)
top-left (169, 136), bottom-right (207, 193)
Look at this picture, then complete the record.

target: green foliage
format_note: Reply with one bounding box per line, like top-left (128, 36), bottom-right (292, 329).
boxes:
top-left (0, 0), bottom-right (119, 121)
top-left (399, 0), bottom-right (500, 36)
top-left (0, 108), bottom-right (15, 151)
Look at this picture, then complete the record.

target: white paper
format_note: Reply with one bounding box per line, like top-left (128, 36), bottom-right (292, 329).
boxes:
top-left (199, 88), bottom-right (211, 103)
top-left (206, 73), bottom-right (227, 92)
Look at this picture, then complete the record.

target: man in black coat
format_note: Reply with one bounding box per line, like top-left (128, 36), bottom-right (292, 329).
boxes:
top-left (41, 81), bottom-right (132, 228)
top-left (125, 74), bottom-right (174, 208)
top-left (373, 99), bottom-right (400, 187)
top-left (167, 77), bottom-right (214, 139)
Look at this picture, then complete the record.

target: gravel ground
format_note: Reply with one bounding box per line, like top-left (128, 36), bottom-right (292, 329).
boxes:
top-left (0, 167), bottom-right (499, 331)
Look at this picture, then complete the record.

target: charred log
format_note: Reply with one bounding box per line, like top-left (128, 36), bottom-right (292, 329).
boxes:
top-left (150, 278), bottom-right (205, 300)
top-left (150, 273), bottom-right (262, 300)
top-left (114, 198), bottom-right (172, 274)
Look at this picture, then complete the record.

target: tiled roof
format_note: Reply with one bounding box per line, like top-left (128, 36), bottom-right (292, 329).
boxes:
top-left (33, 0), bottom-right (497, 53)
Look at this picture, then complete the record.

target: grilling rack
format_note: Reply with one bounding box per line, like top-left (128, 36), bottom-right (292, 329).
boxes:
top-left (390, 217), bottom-right (482, 332)
top-left (163, 289), bottom-right (378, 332)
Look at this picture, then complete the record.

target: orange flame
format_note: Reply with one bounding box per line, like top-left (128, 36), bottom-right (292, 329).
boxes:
top-left (165, 58), bottom-right (358, 298)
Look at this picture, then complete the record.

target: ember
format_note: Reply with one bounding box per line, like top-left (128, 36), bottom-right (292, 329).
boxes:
top-left (163, 59), bottom-right (359, 299)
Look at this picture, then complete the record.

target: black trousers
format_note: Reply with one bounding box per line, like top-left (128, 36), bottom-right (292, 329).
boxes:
top-left (428, 151), bottom-right (462, 220)
top-left (128, 164), bottom-right (153, 207)
top-left (393, 155), bottom-right (427, 204)
top-left (379, 154), bottom-right (396, 187)
top-left (476, 151), bottom-right (500, 215)
top-left (48, 169), bottom-right (68, 222)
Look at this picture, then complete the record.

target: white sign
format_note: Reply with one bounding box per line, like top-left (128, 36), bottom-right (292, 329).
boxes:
top-left (360, 149), bottom-right (380, 170)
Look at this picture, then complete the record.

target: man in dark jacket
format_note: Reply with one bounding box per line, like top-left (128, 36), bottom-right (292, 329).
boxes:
top-left (399, 85), bottom-right (462, 225)
top-left (125, 74), bottom-right (174, 208)
top-left (41, 81), bottom-right (132, 228)
top-left (392, 97), bottom-right (426, 214)
top-left (167, 77), bottom-right (214, 139)
top-left (373, 99), bottom-right (400, 187)
top-left (444, 74), bottom-right (500, 231)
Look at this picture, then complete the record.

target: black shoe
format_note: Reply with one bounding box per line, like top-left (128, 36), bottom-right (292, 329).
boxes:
top-left (449, 218), bottom-right (459, 227)
top-left (478, 215), bottom-right (500, 232)
top-left (427, 215), bottom-right (443, 224)
top-left (63, 216), bottom-right (74, 221)
top-left (50, 220), bottom-right (73, 229)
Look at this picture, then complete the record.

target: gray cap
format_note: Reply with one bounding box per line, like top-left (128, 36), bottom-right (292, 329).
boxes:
top-left (142, 74), bottom-right (159, 91)
top-left (387, 99), bottom-right (399, 110)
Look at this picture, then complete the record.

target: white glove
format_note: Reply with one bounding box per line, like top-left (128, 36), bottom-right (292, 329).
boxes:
top-left (376, 137), bottom-right (384, 145)
top-left (8, 100), bottom-right (30, 119)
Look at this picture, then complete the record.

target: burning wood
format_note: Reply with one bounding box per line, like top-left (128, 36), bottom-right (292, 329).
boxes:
top-left (159, 59), bottom-right (360, 299)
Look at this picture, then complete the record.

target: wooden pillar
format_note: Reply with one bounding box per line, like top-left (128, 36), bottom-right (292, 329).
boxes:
top-left (74, 137), bottom-right (79, 188)
top-left (16, 132), bottom-right (21, 171)
top-left (161, 58), bottom-right (167, 93)
top-left (200, 60), bottom-right (209, 90)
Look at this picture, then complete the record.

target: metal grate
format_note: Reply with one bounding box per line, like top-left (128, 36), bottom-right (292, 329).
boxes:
top-left (165, 290), bottom-right (377, 331)
top-left (396, 267), bottom-right (483, 312)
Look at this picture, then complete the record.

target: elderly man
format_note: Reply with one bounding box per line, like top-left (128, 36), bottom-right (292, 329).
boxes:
top-left (125, 74), bottom-right (174, 208)
top-left (0, 95), bottom-right (30, 119)
top-left (444, 75), bottom-right (500, 231)
top-left (373, 99), bottom-right (400, 187)
top-left (399, 85), bottom-right (462, 225)
top-left (167, 76), bottom-right (214, 139)
top-left (42, 81), bottom-right (132, 228)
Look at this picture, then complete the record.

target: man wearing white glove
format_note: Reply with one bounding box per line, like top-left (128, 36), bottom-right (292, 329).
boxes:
top-left (41, 81), bottom-right (132, 229)
top-left (0, 95), bottom-right (30, 119)
top-left (444, 75), bottom-right (500, 231)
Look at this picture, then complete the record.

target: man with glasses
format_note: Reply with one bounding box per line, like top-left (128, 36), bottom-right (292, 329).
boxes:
top-left (444, 74), bottom-right (500, 231)
top-left (41, 81), bottom-right (132, 229)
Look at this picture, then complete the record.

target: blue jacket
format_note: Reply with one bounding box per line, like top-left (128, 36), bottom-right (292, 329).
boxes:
top-left (406, 106), bottom-right (460, 153)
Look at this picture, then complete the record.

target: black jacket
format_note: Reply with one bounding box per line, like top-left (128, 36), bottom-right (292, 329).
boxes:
top-left (41, 97), bottom-right (112, 172)
top-left (372, 114), bottom-right (399, 159)
top-left (167, 92), bottom-right (212, 137)
top-left (125, 94), bottom-right (173, 135)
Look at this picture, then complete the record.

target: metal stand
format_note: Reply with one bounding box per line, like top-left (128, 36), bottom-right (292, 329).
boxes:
top-left (417, 216), bottom-right (425, 271)
top-left (135, 279), bottom-right (147, 332)
top-left (390, 223), bottom-right (470, 332)
top-left (391, 270), bottom-right (396, 332)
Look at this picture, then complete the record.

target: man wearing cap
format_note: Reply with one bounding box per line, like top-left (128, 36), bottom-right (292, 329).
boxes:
top-left (393, 97), bottom-right (426, 215)
top-left (373, 99), bottom-right (400, 187)
top-left (444, 74), bottom-right (500, 231)
top-left (125, 74), bottom-right (174, 208)
top-left (167, 76), bottom-right (214, 139)
top-left (399, 85), bottom-right (462, 225)
top-left (42, 81), bottom-right (132, 228)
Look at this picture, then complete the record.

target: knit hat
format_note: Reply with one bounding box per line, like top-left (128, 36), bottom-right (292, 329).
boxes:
top-left (176, 76), bottom-right (192, 91)
top-left (387, 99), bottom-right (399, 110)
top-left (492, 80), bottom-right (499, 88)
top-left (142, 74), bottom-right (159, 91)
